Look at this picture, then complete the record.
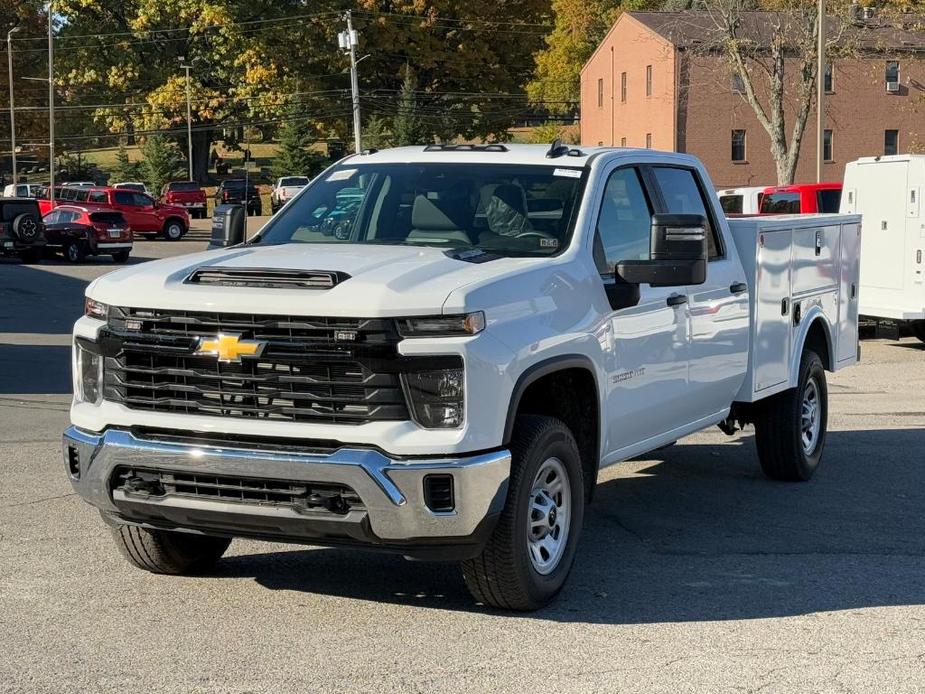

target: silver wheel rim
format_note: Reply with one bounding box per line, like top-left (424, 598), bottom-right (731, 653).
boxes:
top-left (527, 457), bottom-right (571, 575)
top-left (801, 378), bottom-right (821, 455)
top-left (67, 244), bottom-right (79, 261)
top-left (167, 224), bottom-right (182, 239)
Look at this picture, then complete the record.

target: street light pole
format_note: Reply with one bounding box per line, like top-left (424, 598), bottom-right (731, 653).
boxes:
top-left (7, 26), bottom-right (21, 185)
top-left (339, 12), bottom-right (362, 153)
top-left (816, 0), bottom-right (825, 183)
top-left (47, 4), bottom-right (54, 208)
top-left (179, 60), bottom-right (193, 181)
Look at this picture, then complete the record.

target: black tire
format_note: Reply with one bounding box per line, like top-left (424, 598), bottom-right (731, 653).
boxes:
top-left (162, 219), bottom-right (185, 241)
top-left (65, 241), bottom-right (87, 263)
top-left (461, 415), bottom-right (585, 611)
top-left (112, 524), bottom-right (231, 575)
top-left (754, 349), bottom-right (828, 481)
top-left (12, 213), bottom-right (41, 243)
top-left (111, 249), bottom-right (131, 263)
top-left (18, 247), bottom-right (42, 264)
top-left (912, 320), bottom-right (925, 344)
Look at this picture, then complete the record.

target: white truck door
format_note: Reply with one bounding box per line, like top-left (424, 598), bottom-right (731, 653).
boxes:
top-left (648, 166), bottom-right (750, 421)
top-left (593, 165), bottom-right (692, 453)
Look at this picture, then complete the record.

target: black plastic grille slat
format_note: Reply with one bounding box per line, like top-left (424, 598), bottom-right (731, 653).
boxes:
top-left (104, 307), bottom-right (409, 425)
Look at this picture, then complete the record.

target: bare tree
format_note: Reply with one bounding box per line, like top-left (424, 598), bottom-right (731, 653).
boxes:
top-left (699, 1), bottom-right (852, 184)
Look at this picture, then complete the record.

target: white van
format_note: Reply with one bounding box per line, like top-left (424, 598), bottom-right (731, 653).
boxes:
top-left (717, 186), bottom-right (767, 215)
top-left (841, 155), bottom-right (925, 342)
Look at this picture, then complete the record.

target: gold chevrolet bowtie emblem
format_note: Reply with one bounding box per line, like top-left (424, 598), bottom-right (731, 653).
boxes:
top-left (194, 333), bottom-right (266, 363)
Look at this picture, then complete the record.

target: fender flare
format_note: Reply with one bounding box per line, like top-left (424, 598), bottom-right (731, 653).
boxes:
top-left (789, 307), bottom-right (834, 386)
top-left (502, 354), bottom-right (601, 444)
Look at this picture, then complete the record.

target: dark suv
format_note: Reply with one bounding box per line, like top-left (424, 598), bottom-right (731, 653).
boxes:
top-left (214, 179), bottom-right (262, 216)
top-left (0, 198), bottom-right (46, 263)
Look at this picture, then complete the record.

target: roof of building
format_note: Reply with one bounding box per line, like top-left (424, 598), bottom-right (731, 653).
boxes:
top-left (627, 10), bottom-right (925, 52)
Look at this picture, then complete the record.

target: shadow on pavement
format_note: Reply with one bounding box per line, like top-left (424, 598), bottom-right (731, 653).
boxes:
top-left (0, 262), bottom-right (90, 336)
top-left (213, 428), bottom-right (925, 622)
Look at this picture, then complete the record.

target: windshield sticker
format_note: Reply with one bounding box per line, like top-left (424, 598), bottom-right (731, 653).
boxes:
top-left (326, 168), bottom-right (357, 182)
top-left (553, 168), bottom-right (582, 179)
top-left (539, 238), bottom-right (559, 248)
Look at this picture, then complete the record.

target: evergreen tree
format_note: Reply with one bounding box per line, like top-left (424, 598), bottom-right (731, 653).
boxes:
top-left (362, 115), bottom-right (392, 151)
top-left (391, 67), bottom-right (427, 147)
top-left (140, 136), bottom-right (185, 194)
top-left (111, 144), bottom-right (142, 182)
top-left (272, 115), bottom-right (324, 177)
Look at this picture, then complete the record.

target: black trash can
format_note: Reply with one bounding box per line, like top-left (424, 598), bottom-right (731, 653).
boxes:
top-left (208, 204), bottom-right (246, 249)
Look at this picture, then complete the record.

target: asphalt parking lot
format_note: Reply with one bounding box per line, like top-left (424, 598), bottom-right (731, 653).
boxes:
top-left (1, 221), bottom-right (924, 693)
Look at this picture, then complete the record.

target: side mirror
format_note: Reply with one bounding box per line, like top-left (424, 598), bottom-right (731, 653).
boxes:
top-left (615, 213), bottom-right (708, 287)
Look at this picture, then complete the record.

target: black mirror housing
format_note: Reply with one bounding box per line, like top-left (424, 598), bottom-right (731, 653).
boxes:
top-left (615, 213), bottom-right (708, 287)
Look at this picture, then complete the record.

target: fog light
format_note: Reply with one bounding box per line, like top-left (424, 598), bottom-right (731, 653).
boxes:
top-left (76, 344), bottom-right (103, 404)
top-left (402, 368), bottom-right (464, 428)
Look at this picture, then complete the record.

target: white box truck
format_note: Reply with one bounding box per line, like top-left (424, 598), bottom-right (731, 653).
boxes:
top-left (841, 154), bottom-right (925, 342)
top-left (64, 145), bottom-right (861, 610)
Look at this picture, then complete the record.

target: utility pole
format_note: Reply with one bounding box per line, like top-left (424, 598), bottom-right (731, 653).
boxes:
top-left (179, 58), bottom-right (194, 181)
top-left (47, 4), bottom-right (54, 208)
top-left (339, 12), bottom-right (361, 153)
top-left (816, 0), bottom-right (825, 183)
top-left (7, 26), bottom-right (21, 185)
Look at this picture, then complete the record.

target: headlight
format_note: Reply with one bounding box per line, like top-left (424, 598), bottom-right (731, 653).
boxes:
top-left (402, 367), bottom-right (465, 428)
top-left (84, 297), bottom-right (108, 320)
top-left (75, 343), bottom-right (103, 404)
top-left (398, 312), bottom-right (485, 337)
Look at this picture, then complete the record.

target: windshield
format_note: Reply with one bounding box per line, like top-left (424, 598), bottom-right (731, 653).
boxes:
top-left (280, 177), bottom-right (309, 187)
top-left (251, 163), bottom-right (585, 257)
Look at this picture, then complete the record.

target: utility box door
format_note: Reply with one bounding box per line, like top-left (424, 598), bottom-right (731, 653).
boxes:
top-left (754, 228), bottom-right (793, 393)
top-left (838, 221), bottom-right (861, 364)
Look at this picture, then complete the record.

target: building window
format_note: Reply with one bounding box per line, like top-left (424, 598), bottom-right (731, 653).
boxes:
top-left (620, 72), bottom-right (627, 103)
top-left (886, 60), bottom-right (900, 87)
top-left (731, 72), bottom-right (745, 94)
top-left (824, 63), bottom-right (834, 93)
top-left (731, 129), bottom-right (746, 162)
top-left (823, 129), bottom-right (833, 162)
top-left (597, 78), bottom-right (604, 108)
top-left (620, 137), bottom-right (627, 147)
top-left (645, 133), bottom-right (652, 149)
top-left (885, 129), bottom-right (899, 155)
top-left (646, 65), bottom-right (652, 96)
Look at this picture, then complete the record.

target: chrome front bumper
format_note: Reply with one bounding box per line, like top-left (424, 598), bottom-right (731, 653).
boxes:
top-left (63, 427), bottom-right (511, 551)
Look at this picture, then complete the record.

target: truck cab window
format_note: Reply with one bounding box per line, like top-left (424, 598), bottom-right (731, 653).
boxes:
top-left (594, 167), bottom-right (652, 274)
top-left (650, 166), bottom-right (722, 259)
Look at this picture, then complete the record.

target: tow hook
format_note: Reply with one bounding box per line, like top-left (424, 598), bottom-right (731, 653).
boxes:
top-left (123, 474), bottom-right (165, 496)
top-left (299, 491), bottom-right (351, 515)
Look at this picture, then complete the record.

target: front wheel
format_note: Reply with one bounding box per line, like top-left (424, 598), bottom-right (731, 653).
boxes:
top-left (461, 415), bottom-right (585, 610)
top-left (754, 349), bottom-right (828, 481)
top-left (162, 220), bottom-right (185, 241)
top-left (112, 524), bottom-right (231, 575)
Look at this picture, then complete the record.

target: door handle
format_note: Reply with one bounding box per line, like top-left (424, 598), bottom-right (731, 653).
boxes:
top-left (666, 294), bottom-right (688, 307)
top-left (729, 281), bottom-right (748, 294)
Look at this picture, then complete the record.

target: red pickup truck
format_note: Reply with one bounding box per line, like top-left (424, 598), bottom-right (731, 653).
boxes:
top-left (38, 186), bottom-right (190, 240)
top-left (161, 181), bottom-right (208, 219)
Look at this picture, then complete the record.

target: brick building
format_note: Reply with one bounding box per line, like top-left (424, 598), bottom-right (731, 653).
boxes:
top-left (580, 11), bottom-right (925, 187)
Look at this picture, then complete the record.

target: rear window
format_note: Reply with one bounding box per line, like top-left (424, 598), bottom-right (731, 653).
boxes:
top-left (89, 211), bottom-right (125, 225)
top-left (817, 189), bottom-right (841, 213)
top-left (167, 181), bottom-right (200, 192)
top-left (280, 177), bottom-right (309, 187)
top-left (223, 180), bottom-right (245, 189)
top-left (719, 194), bottom-right (743, 214)
top-left (760, 192), bottom-right (801, 214)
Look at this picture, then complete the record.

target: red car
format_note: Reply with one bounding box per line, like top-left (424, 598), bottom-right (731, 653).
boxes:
top-left (41, 205), bottom-right (132, 263)
top-left (38, 186), bottom-right (190, 240)
top-left (759, 182), bottom-right (843, 214)
top-left (161, 181), bottom-right (208, 219)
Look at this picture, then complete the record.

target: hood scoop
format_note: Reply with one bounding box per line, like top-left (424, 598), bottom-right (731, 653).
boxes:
top-left (184, 266), bottom-right (350, 290)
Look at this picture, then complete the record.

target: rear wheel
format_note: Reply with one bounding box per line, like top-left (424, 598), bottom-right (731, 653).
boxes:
top-left (754, 349), bottom-right (827, 481)
top-left (162, 219), bottom-right (184, 241)
top-left (461, 415), bottom-right (585, 610)
top-left (912, 320), bottom-right (925, 344)
top-left (112, 524), bottom-right (231, 575)
top-left (111, 249), bottom-right (130, 263)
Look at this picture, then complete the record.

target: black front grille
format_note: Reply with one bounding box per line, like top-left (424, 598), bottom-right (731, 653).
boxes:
top-left (103, 307), bottom-right (410, 425)
top-left (112, 466), bottom-right (364, 514)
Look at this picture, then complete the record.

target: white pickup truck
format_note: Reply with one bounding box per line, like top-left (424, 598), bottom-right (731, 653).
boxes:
top-left (64, 144), bottom-right (861, 610)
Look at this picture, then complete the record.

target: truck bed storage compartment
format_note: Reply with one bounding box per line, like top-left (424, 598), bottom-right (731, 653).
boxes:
top-left (727, 214), bottom-right (861, 402)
